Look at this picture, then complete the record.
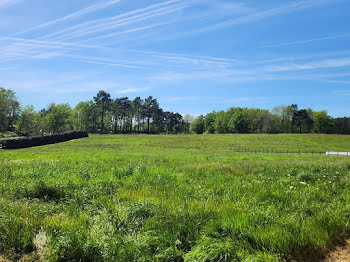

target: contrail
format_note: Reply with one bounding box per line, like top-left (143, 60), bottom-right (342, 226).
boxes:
top-left (13, 0), bottom-right (122, 35)
top-left (47, 1), bottom-right (186, 41)
top-left (70, 5), bottom-right (187, 42)
top-left (83, 21), bottom-right (175, 42)
top-left (3, 37), bottom-right (99, 49)
top-left (262, 34), bottom-right (350, 48)
top-left (197, 0), bottom-right (345, 33)
top-left (40, 0), bottom-right (182, 41)
top-left (77, 60), bottom-right (141, 69)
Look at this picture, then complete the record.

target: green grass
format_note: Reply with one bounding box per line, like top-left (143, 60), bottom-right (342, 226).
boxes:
top-left (0, 134), bottom-right (350, 261)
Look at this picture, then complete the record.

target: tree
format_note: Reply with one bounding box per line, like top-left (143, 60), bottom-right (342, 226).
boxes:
top-left (73, 101), bottom-right (97, 132)
top-left (163, 111), bottom-right (174, 133)
top-left (17, 105), bottom-right (36, 135)
top-left (190, 115), bottom-right (205, 134)
top-left (45, 103), bottom-right (72, 133)
top-left (163, 112), bottom-right (184, 134)
top-left (271, 105), bottom-right (294, 133)
top-left (228, 109), bottom-right (249, 133)
top-left (0, 87), bottom-right (20, 132)
top-left (246, 109), bottom-right (275, 133)
top-left (333, 117), bottom-right (350, 134)
top-left (184, 114), bottom-right (194, 124)
top-left (174, 113), bottom-right (184, 133)
top-left (293, 109), bottom-right (313, 133)
top-left (94, 90), bottom-right (111, 133)
top-left (133, 97), bottom-right (143, 133)
top-left (120, 97), bottom-right (131, 132)
top-left (144, 96), bottom-right (159, 134)
top-left (204, 112), bottom-right (216, 134)
top-left (214, 111), bottom-right (227, 134)
top-left (313, 111), bottom-right (334, 134)
top-left (0, 90), bottom-right (8, 132)
top-left (152, 108), bottom-right (165, 133)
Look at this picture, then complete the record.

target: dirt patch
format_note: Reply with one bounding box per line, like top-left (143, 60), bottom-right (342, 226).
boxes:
top-left (324, 239), bottom-right (350, 262)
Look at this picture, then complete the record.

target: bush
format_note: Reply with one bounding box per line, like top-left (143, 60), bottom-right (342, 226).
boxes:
top-left (0, 131), bottom-right (88, 149)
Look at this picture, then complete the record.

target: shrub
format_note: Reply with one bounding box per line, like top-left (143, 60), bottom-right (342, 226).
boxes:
top-left (0, 131), bottom-right (88, 149)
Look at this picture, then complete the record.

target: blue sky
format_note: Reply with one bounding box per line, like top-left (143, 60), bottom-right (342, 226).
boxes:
top-left (0, 0), bottom-right (350, 117)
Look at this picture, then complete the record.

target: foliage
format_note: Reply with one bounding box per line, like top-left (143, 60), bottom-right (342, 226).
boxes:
top-left (0, 131), bottom-right (88, 149)
top-left (204, 112), bottom-right (216, 134)
top-left (313, 111), bottom-right (334, 134)
top-left (190, 116), bottom-right (205, 134)
top-left (1, 87), bottom-right (350, 135)
top-left (94, 90), bottom-right (112, 133)
top-left (45, 103), bottom-right (73, 133)
top-left (292, 108), bottom-right (314, 133)
top-left (0, 87), bottom-right (20, 132)
top-left (16, 105), bottom-right (36, 135)
top-left (72, 101), bottom-right (98, 133)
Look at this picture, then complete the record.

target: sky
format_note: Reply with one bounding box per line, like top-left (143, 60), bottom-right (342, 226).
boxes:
top-left (0, 0), bottom-right (350, 117)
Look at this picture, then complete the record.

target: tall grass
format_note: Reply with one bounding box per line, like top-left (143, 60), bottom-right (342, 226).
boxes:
top-left (0, 134), bottom-right (349, 261)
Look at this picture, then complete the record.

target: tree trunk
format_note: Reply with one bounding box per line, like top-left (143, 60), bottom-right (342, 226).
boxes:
top-left (147, 118), bottom-right (150, 134)
top-left (101, 112), bottom-right (104, 134)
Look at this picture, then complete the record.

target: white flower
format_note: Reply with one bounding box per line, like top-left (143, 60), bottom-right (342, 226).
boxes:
top-left (33, 230), bottom-right (50, 260)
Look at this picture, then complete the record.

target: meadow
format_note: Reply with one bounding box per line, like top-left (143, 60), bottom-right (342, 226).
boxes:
top-left (0, 134), bottom-right (350, 261)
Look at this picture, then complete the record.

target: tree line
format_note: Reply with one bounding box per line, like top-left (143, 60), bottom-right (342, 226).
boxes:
top-left (0, 88), bottom-right (189, 136)
top-left (190, 105), bottom-right (350, 134)
top-left (1, 86), bottom-right (350, 136)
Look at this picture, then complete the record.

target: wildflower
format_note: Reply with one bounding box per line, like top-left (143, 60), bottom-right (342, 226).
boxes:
top-left (289, 186), bottom-right (294, 190)
top-left (300, 181), bottom-right (307, 185)
top-left (34, 230), bottom-right (50, 260)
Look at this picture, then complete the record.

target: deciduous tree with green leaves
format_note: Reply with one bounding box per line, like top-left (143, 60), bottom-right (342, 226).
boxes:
top-left (17, 105), bottom-right (36, 135)
top-left (0, 87), bottom-right (20, 132)
top-left (313, 110), bottom-right (334, 134)
top-left (190, 115), bottom-right (205, 134)
top-left (45, 103), bottom-right (72, 133)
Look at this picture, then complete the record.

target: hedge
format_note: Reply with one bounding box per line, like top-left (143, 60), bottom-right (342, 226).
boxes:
top-left (0, 131), bottom-right (88, 149)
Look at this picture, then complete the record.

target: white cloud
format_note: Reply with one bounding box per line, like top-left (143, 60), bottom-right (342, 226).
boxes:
top-left (169, 96), bottom-right (200, 101)
top-left (0, 0), bottom-right (22, 9)
top-left (265, 57), bottom-right (350, 72)
top-left (115, 86), bottom-right (151, 94)
top-left (333, 90), bottom-right (350, 96)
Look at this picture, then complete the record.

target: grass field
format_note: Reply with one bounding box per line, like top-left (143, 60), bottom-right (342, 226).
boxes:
top-left (0, 134), bottom-right (350, 261)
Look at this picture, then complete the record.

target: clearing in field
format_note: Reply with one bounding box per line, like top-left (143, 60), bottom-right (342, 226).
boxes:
top-left (0, 134), bottom-right (350, 261)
